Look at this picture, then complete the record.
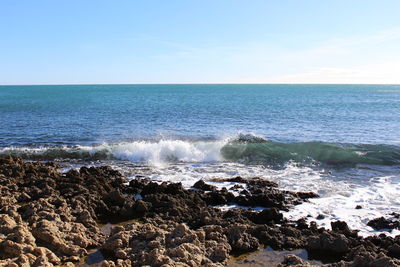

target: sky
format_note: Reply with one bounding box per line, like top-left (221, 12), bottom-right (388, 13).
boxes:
top-left (1, 0), bottom-right (400, 84)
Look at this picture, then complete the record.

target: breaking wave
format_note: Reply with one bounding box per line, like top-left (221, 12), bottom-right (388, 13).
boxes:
top-left (1, 133), bottom-right (400, 166)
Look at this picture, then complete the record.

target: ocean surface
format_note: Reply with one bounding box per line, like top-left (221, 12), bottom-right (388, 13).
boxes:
top-left (1, 84), bottom-right (400, 236)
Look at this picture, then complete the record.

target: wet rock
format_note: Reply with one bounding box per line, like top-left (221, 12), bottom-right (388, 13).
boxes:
top-left (193, 180), bottom-right (216, 191)
top-left (367, 216), bottom-right (400, 230)
top-left (388, 243), bottom-right (400, 258)
top-left (102, 189), bottom-right (127, 207)
top-left (278, 254), bottom-right (307, 266)
top-left (212, 176), bottom-right (279, 188)
top-left (230, 184), bottom-right (244, 191)
top-left (307, 232), bottom-right (350, 254)
top-left (225, 224), bottom-right (259, 253)
top-left (252, 208), bottom-right (284, 224)
top-left (331, 221), bottom-right (358, 237)
top-left (295, 191), bottom-right (319, 200)
top-left (132, 199), bottom-right (151, 215)
top-left (296, 218), bottom-right (309, 230)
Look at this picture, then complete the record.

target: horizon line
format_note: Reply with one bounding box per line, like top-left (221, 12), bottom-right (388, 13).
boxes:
top-left (1, 82), bottom-right (400, 86)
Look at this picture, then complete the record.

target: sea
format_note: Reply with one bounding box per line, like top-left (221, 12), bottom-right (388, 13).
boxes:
top-left (1, 84), bottom-right (400, 236)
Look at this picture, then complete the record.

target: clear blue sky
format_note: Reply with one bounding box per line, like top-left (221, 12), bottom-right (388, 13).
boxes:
top-left (1, 0), bottom-right (400, 84)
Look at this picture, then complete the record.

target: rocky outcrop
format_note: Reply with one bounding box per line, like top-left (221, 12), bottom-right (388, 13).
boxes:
top-left (0, 214), bottom-right (61, 266)
top-left (0, 157), bottom-right (399, 266)
top-left (278, 254), bottom-right (310, 266)
top-left (367, 214), bottom-right (400, 231)
top-left (102, 221), bottom-right (230, 266)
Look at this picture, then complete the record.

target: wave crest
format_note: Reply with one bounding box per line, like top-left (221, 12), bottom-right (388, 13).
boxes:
top-left (1, 134), bottom-right (400, 166)
top-left (221, 141), bottom-right (400, 166)
top-left (0, 139), bottom-right (226, 164)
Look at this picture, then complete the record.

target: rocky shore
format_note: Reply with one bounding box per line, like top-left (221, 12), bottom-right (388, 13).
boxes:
top-left (0, 157), bottom-right (399, 266)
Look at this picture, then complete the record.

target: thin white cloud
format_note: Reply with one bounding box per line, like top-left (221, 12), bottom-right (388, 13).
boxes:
top-left (71, 27), bottom-right (400, 84)
top-left (247, 61), bottom-right (400, 84)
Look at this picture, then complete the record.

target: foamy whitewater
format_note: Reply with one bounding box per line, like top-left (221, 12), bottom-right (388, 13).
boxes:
top-left (1, 84), bottom-right (400, 237)
top-left (2, 135), bottom-right (399, 236)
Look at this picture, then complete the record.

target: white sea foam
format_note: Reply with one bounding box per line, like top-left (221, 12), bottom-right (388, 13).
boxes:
top-left (110, 161), bottom-right (400, 237)
top-left (0, 139), bottom-right (228, 165)
top-left (283, 174), bottom-right (400, 237)
top-left (0, 132), bottom-right (270, 164)
top-left (85, 139), bottom-right (227, 165)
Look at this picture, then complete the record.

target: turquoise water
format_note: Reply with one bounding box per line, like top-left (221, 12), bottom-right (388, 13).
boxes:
top-left (1, 84), bottom-right (400, 165)
top-left (1, 84), bottom-right (399, 145)
top-left (1, 84), bottom-right (400, 235)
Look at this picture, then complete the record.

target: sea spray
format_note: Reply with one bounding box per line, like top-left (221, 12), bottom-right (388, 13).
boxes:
top-left (103, 139), bottom-right (226, 165)
top-left (1, 134), bottom-right (400, 166)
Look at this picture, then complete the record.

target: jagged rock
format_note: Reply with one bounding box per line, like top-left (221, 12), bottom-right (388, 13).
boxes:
top-left (225, 224), bottom-right (259, 253)
top-left (308, 232), bottom-right (349, 254)
top-left (252, 208), bottom-right (284, 224)
top-left (193, 180), bottom-right (216, 191)
top-left (278, 254), bottom-right (307, 266)
top-left (102, 221), bottom-right (228, 266)
top-left (367, 216), bottom-right (400, 230)
top-left (1, 157), bottom-right (399, 266)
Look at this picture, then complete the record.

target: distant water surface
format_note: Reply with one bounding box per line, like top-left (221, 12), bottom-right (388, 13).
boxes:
top-left (1, 84), bottom-right (399, 146)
